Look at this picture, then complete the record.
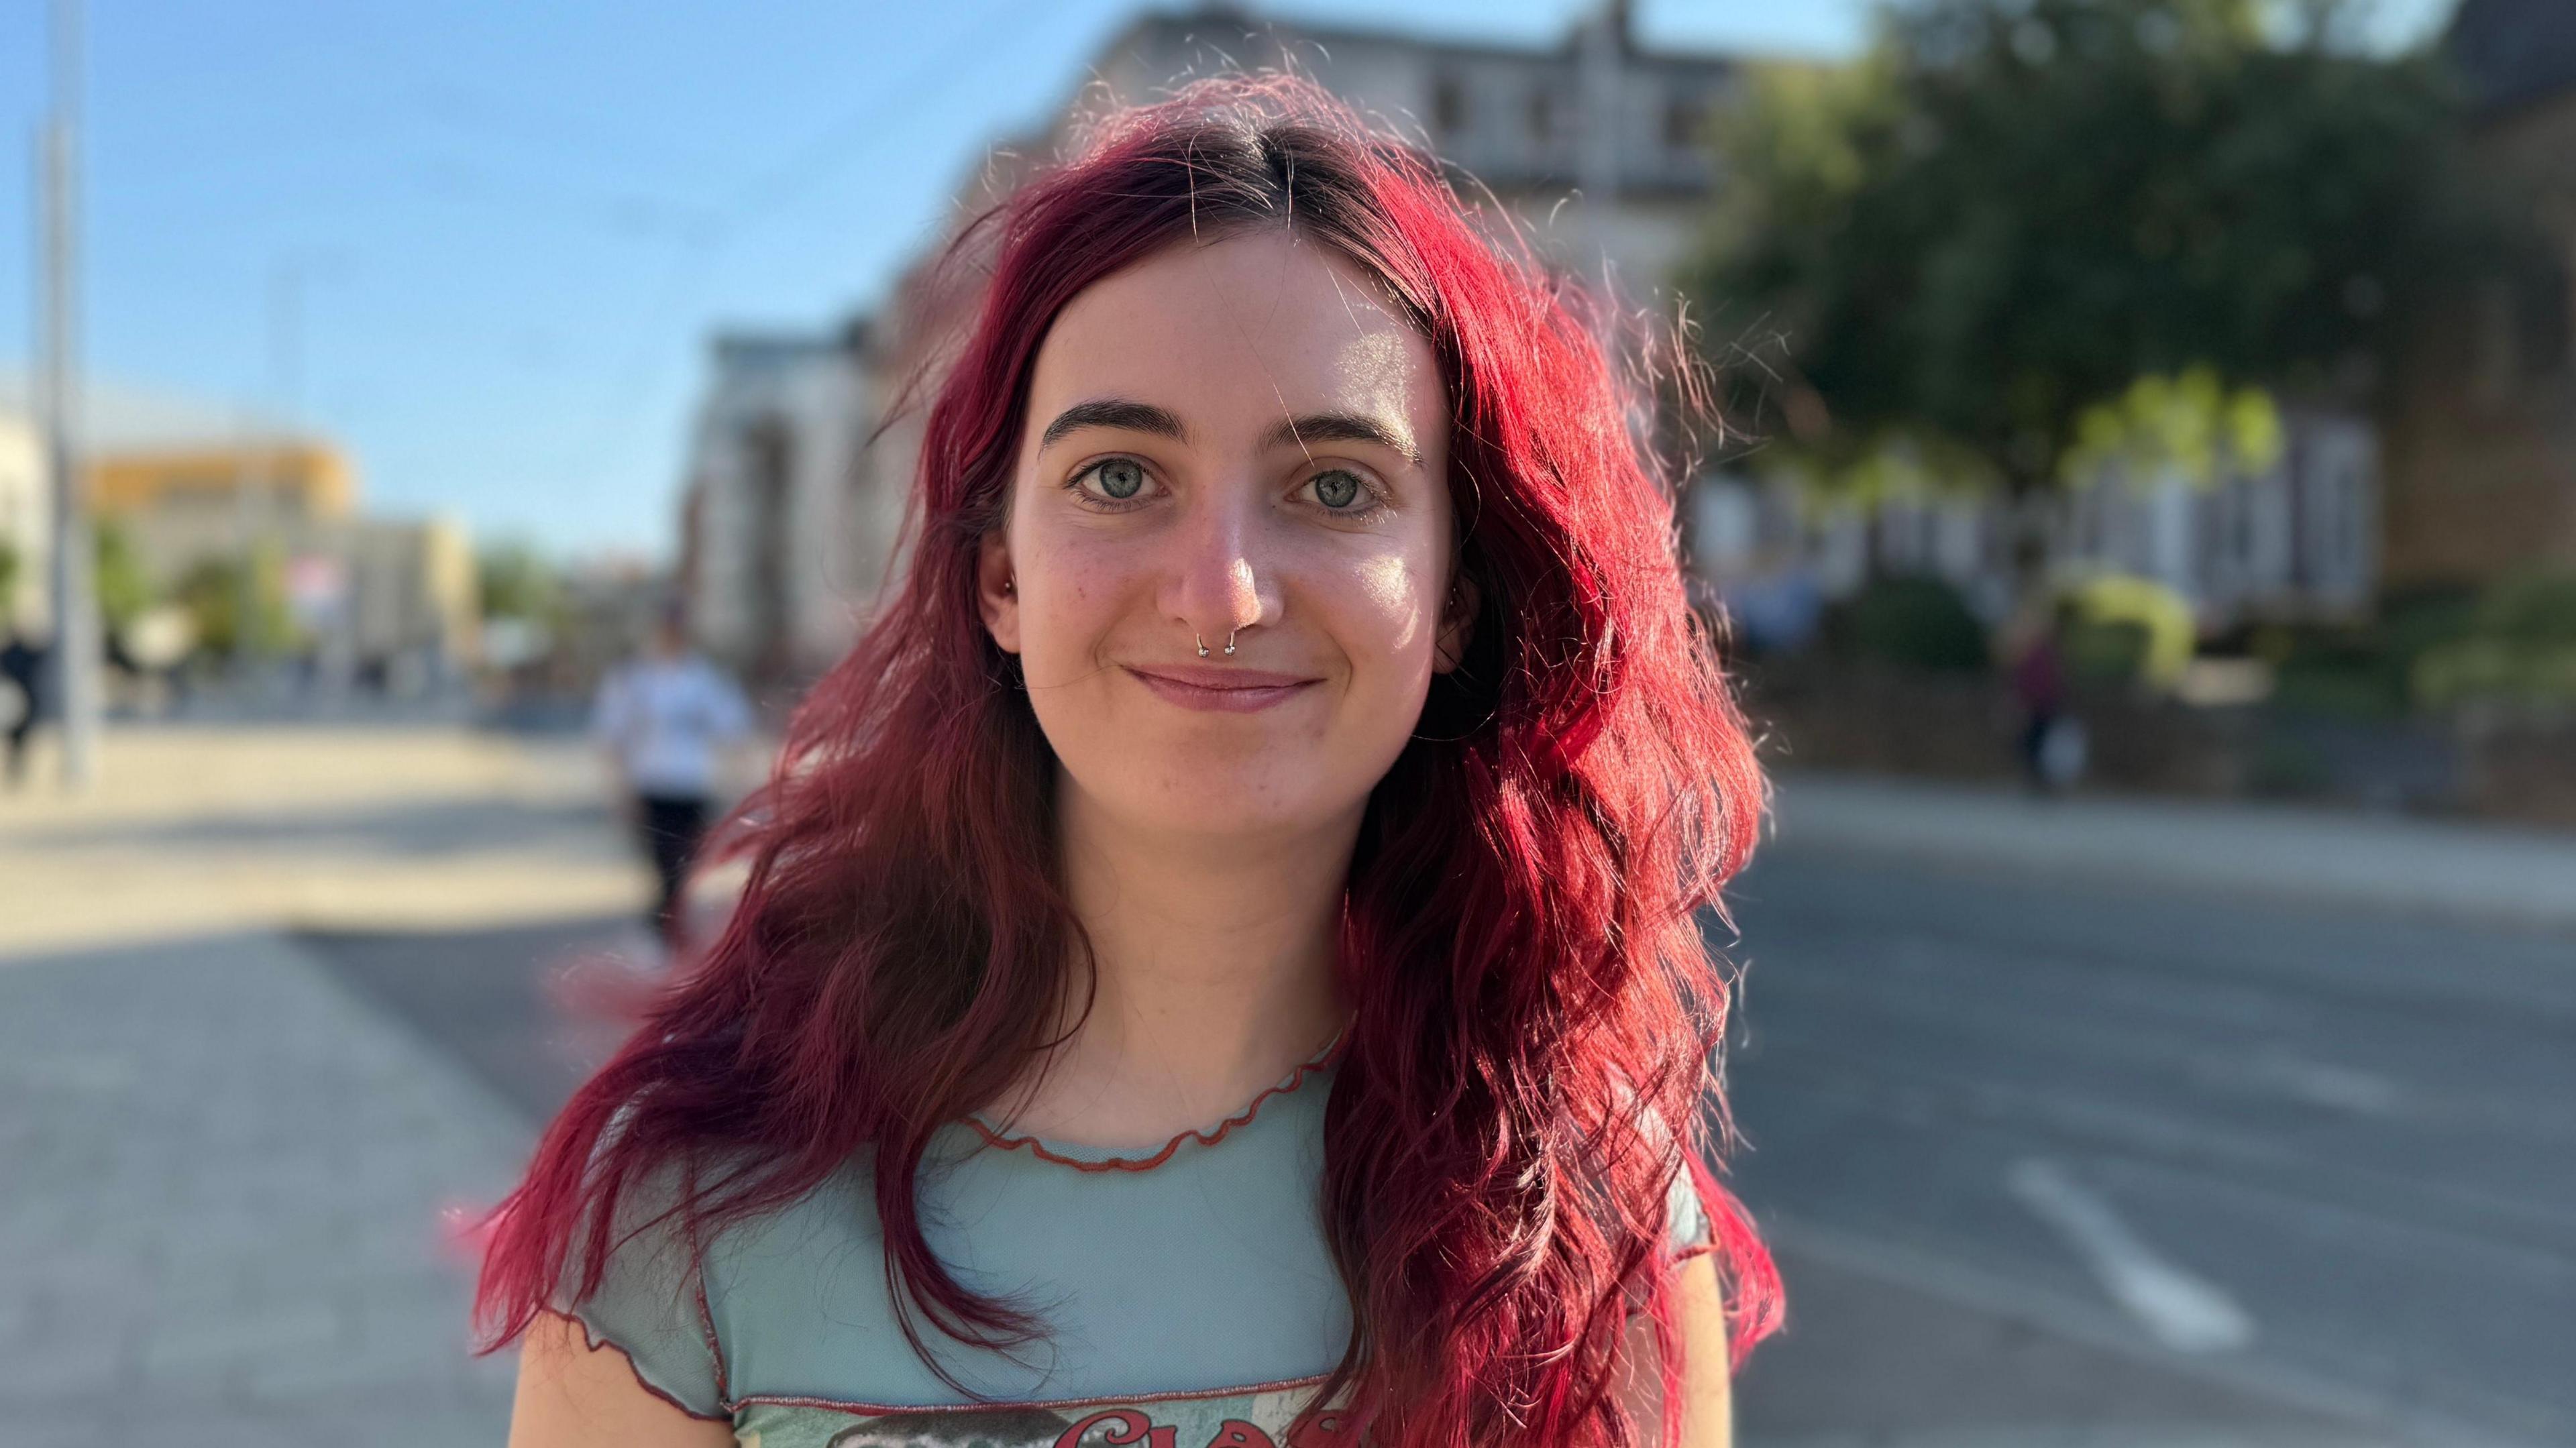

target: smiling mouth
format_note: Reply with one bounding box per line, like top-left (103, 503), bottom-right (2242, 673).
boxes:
top-left (1122, 664), bottom-right (1320, 713)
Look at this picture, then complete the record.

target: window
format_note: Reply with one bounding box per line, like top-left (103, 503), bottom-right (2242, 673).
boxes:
top-left (1432, 75), bottom-right (1466, 135)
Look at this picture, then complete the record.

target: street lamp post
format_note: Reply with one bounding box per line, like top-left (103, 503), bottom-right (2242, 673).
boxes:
top-left (38, 0), bottom-right (99, 787)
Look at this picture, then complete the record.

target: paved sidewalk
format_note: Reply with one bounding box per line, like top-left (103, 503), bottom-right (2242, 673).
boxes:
top-left (0, 724), bottom-right (645, 957)
top-left (1770, 771), bottom-right (2576, 934)
top-left (0, 930), bottom-right (527, 1447)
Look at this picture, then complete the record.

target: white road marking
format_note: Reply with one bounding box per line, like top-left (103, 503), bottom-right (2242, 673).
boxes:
top-left (2007, 1156), bottom-right (2257, 1354)
top-left (2241, 1051), bottom-right (2402, 1116)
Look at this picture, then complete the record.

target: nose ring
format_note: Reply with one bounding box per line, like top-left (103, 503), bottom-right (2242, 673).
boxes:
top-left (1193, 630), bottom-right (1240, 659)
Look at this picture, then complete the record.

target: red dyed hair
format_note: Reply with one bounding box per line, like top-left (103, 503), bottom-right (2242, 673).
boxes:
top-left (478, 75), bottom-right (1780, 1446)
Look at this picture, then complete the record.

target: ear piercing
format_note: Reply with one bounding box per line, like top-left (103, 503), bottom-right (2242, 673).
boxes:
top-left (1194, 630), bottom-right (1239, 659)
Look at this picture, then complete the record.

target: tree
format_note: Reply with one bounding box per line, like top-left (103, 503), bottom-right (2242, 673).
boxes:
top-left (174, 547), bottom-right (296, 660)
top-left (477, 540), bottom-right (564, 624)
top-left (93, 520), bottom-right (156, 634)
top-left (1688, 0), bottom-right (2473, 503)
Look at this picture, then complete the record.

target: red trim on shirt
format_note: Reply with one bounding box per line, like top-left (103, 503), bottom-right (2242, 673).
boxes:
top-left (545, 1306), bottom-right (735, 1424)
top-left (733, 1370), bottom-right (1336, 1418)
top-left (965, 1032), bottom-right (1346, 1174)
top-left (694, 1270), bottom-right (731, 1407)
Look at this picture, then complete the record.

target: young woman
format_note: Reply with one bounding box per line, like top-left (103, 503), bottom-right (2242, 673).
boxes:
top-left (482, 76), bottom-right (1781, 1448)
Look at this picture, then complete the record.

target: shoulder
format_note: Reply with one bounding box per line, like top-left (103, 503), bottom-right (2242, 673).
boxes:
top-left (551, 1154), bottom-right (745, 1418)
top-left (1601, 1078), bottom-right (1716, 1260)
top-left (688, 658), bottom-right (748, 700)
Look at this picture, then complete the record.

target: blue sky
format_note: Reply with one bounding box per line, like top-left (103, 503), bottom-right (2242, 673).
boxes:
top-left (0, 0), bottom-right (2453, 561)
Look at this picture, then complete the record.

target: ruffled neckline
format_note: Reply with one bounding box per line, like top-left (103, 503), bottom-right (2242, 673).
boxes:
top-left (962, 1027), bottom-right (1346, 1173)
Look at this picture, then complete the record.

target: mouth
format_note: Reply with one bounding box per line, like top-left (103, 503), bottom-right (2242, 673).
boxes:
top-left (1122, 663), bottom-right (1322, 714)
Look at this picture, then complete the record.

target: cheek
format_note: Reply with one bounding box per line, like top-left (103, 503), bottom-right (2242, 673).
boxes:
top-left (1014, 528), bottom-right (1130, 656)
top-left (1331, 551), bottom-right (1440, 669)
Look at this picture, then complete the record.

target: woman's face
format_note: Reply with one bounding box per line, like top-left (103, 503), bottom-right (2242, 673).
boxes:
top-left (981, 229), bottom-right (1466, 842)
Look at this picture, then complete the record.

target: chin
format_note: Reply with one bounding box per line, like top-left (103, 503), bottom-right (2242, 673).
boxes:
top-left (1107, 760), bottom-right (1358, 840)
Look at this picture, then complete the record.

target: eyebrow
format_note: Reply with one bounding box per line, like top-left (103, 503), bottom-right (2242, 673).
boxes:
top-left (1263, 411), bottom-right (1422, 468)
top-left (1038, 398), bottom-right (1188, 451)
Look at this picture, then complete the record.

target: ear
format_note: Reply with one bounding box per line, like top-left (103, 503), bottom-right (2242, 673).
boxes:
top-left (977, 531), bottom-right (1021, 655)
top-left (1432, 571), bottom-right (1480, 675)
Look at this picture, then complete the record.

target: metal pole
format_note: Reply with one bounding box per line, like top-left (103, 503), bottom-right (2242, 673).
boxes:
top-left (1576, 0), bottom-right (1624, 271)
top-left (40, 0), bottom-right (99, 787)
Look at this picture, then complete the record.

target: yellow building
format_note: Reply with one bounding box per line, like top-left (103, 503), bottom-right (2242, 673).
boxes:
top-left (87, 439), bottom-right (358, 524)
top-left (82, 433), bottom-right (479, 681)
top-left (3, 377), bottom-right (478, 679)
top-left (82, 435), bottom-right (362, 597)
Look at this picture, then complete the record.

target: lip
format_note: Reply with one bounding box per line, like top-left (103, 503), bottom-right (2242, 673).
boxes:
top-left (1123, 663), bottom-right (1322, 713)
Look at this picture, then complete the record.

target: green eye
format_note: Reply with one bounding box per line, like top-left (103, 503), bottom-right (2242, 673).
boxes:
top-left (1313, 470), bottom-right (1363, 509)
top-left (1091, 459), bottom-right (1146, 500)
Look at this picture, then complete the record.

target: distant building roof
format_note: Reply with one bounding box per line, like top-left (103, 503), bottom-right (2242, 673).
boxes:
top-left (1018, 1), bottom-right (1743, 219)
top-left (2449, 0), bottom-right (2576, 120)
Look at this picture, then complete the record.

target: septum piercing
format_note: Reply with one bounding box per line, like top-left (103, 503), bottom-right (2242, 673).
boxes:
top-left (1194, 630), bottom-right (1239, 659)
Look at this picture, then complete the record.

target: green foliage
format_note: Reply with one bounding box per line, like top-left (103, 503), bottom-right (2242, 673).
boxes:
top-left (2246, 729), bottom-right (2334, 796)
top-left (2061, 366), bottom-right (2282, 488)
top-left (2245, 579), bottom-right (2575, 718)
top-left (1690, 0), bottom-right (2470, 494)
top-left (478, 540), bottom-right (564, 624)
top-left (174, 546), bottom-right (297, 659)
top-left (2057, 573), bottom-right (2197, 685)
top-left (2266, 630), bottom-right (2404, 717)
top-left (2377, 584), bottom-right (2483, 665)
top-left (2412, 571), bottom-right (2576, 711)
top-left (1827, 574), bottom-right (1991, 671)
top-left (93, 520), bottom-right (156, 632)
top-left (2064, 616), bottom-right (2155, 684)
top-left (0, 540), bottom-right (17, 612)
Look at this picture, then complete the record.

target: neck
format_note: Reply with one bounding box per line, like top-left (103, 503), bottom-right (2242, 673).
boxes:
top-left (998, 773), bottom-right (1356, 1151)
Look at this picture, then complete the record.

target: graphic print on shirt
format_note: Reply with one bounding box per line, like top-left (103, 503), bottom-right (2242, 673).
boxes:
top-left (733, 1383), bottom-right (1352, 1448)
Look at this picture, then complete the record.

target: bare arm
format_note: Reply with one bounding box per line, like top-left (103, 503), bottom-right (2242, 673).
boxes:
top-left (506, 1311), bottom-right (735, 1448)
top-left (1621, 1252), bottom-right (1735, 1448)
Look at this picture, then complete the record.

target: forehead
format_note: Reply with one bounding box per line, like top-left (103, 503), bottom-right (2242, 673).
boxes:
top-left (1025, 229), bottom-right (1446, 445)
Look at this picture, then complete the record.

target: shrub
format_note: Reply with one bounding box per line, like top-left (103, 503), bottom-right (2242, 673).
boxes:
top-left (2412, 570), bottom-right (2576, 712)
top-left (2056, 573), bottom-right (2196, 688)
top-left (1826, 574), bottom-right (1989, 672)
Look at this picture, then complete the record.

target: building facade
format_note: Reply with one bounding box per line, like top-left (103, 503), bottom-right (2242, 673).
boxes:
top-left (1071, 0), bottom-right (1737, 294)
top-left (1697, 411), bottom-right (2379, 651)
top-left (87, 439), bottom-right (358, 586)
top-left (0, 375), bottom-right (476, 682)
top-left (2379, 0), bottom-right (2576, 586)
top-left (676, 323), bottom-right (894, 687)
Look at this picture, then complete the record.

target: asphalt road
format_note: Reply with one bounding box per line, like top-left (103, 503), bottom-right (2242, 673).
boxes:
top-left (1719, 844), bottom-right (2576, 1448)
top-left (301, 838), bottom-right (2575, 1448)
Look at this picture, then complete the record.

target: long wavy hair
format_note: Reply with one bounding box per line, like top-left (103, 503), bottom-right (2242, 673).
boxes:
top-left (478, 75), bottom-right (1780, 1447)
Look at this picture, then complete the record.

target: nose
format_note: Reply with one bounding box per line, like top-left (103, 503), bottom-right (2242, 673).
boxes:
top-left (1160, 489), bottom-right (1275, 650)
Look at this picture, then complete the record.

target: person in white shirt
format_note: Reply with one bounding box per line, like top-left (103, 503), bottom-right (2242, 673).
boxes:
top-left (590, 604), bottom-right (754, 953)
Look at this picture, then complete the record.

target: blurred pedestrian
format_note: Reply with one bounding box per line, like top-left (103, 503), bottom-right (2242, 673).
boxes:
top-left (2011, 604), bottom-right (2084, 792)
top-left (589, 601), bottom-right (752, 957)
top-left (1, 630), bottom-right (42, 787)
top-left (488, 80), bottom-right (1776, 1448)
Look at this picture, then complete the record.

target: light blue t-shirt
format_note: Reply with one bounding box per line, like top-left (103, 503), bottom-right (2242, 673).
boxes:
top-left (564, 1050), bottom-right (1711, 1447)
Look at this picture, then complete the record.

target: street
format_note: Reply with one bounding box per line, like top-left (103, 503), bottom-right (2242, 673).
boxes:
top-left (3, 726), bottom-right (2568, 1446)
top-left (1723, 841), bottom-right (2576, 1447)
